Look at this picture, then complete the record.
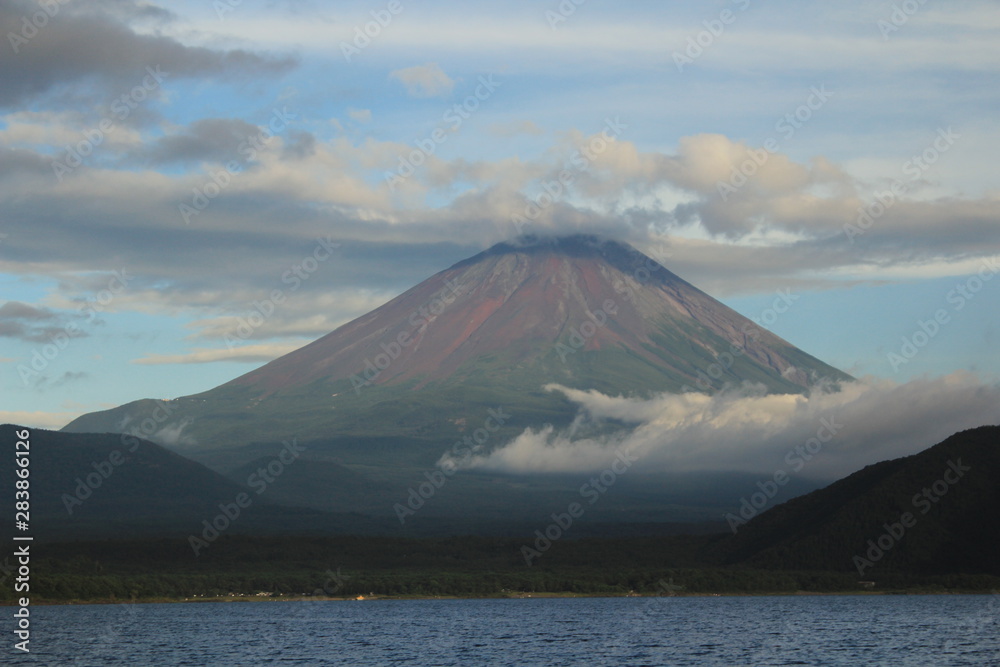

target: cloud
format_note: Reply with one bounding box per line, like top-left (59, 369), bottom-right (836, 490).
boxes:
top-left (214, 5), bottom-right (1000, 76)
top-left (449, 373), bottom-right (1000, 480)
top-left (0, 110), bottom-right (140, 149)
top-left (1, 114), bottom-right (997, 330)
top-left (131, 341), bottom-right (310, 365)
top-left (183, 288), bottom-right (393, 341)
top-left (152, 418), bottom-right (197, 447)
top-left (281, 130), bottom-right (318, 160)
top-left (48, 371), bottom-right (89, 388)
top-left (21, 370), bottom-right (90, 391)
top-left (0, 301), bottom-right (53, 321)
top-left (0, 0), bottom-right (296, 109)
top-left (348, 108), bottom-right (372, 123)
top-left (135, 118), bottom-right (265, 165)
top-left (389, 63), bottom-right (455, 98)
top-left (0, 301), bottom-right (87, 343)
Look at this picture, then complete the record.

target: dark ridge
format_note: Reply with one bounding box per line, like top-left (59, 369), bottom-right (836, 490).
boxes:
top-left (718, 424), bottom-right (1000, 575)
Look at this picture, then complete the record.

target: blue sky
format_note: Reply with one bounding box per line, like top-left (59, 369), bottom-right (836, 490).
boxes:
top-left (1, 0), bottom-right (999, 429)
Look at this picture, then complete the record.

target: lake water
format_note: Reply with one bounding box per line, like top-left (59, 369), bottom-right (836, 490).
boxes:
top-left (7, 594), bottom-right (998, 666)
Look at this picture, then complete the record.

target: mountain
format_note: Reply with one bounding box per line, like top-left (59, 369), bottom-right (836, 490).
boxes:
top-left (0, 423), bottom-right (733, 542)
top-left (10, 425), bottom-right (997, 604)
top-left (719, 425), bottom-right (1000, 576)
top-left (65, 235), bottom-right (848, 443)
top-left (61, 235), bottom-right (851, 526)
top-left (0, 424), bottom-right (379, 543)
top-left (221, 235), bottom-right (841, 395)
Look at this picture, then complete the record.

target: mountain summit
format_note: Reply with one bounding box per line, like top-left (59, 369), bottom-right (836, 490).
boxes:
top-left (65, 235), bottom-right (848, 452)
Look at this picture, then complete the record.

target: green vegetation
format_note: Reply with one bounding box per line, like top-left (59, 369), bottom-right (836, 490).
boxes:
top-left (3, 423), bottom-right (996, 604)
top-left (5, 534), bottom-right (997, 604)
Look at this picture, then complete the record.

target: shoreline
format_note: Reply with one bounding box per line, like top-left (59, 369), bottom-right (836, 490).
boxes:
top-left (7, 588), bottom-right (994, 607)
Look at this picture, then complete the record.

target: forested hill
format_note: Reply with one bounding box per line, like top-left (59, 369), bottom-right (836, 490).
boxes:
top-left (719, 425), bottom-right (1000, 576)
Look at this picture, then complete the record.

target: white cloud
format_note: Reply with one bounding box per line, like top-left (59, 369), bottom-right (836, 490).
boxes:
top-left (152, 418), bottom-right (197, 447)
top-left (450, 373), bottom-right (1000, 480)
top-left (131, 341), bottom-right (309, 365)
top-left (389, 63), bottom-right (455, 98)
top-left (2, 118), bottom-right (998, 307)
top-left (179, 8), bottom-right (1000, 75)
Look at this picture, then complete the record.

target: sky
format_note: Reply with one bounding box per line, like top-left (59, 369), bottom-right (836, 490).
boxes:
top-left (1, 0), bottom-right (999, 433)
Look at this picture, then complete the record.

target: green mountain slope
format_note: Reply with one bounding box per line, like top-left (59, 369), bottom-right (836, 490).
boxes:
top-left (0, 424), bottom-right (382, 542)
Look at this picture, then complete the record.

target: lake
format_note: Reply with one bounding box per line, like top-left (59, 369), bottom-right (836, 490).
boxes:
top-left (7, 594), bottom-right (998, 665)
